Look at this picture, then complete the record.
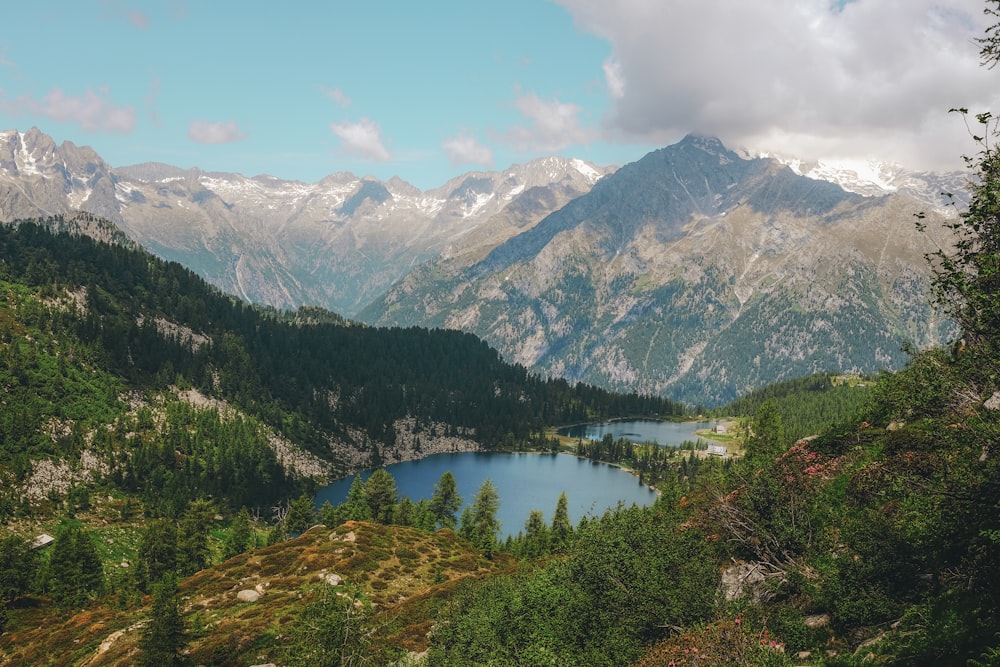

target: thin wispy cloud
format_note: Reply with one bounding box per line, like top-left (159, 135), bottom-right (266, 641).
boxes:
top-left (330, 118), bottom-right (391, 161)
top-left (322, 86), bottom-right (352, 108)
top-left (128, 11), bottom-right (149, 28)
top-left (188, 119), bottom-right (246, 144)
top-left (145, 75), bottom-right (161, 126)
top-left (1, 88), bottom-right (135, 133)
top-left (443, 133), bottom-right (494, 167)
top-left (102, 1), bottom-right (150, 29)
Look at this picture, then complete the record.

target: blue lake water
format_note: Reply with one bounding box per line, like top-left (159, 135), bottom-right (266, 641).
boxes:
top-left (558, 418), bottom-right (718, 446)
top-left (314, 451), bottom-right (657, 538)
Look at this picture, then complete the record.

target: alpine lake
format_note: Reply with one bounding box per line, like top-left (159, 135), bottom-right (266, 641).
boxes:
top-left (314, 419), bottom-right (717, 538)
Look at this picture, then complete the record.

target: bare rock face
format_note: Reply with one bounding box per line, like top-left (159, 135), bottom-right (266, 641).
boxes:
top-left (0, 128), bottom-right (960, 404)
top-left (365, 136), bottom-right (957, 405)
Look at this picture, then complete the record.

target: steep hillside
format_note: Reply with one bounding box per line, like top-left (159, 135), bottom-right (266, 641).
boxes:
top-left (0, 217), bottom-right (684, 518)
top-left (1, 521), bottom-right (508, 666)
top-left (365, 135), bottom-right (956, 405)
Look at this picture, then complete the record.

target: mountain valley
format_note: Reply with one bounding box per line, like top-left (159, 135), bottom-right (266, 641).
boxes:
top-left (0, 128), bottom-right (963, 404)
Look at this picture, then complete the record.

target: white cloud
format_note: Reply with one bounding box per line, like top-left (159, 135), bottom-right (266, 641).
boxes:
top-left (557, 0), bottom-right (999, 170)
top-left (603, 58), bottom-right (625, 100)
top-left (1, 87), bottom-right (135, 133)
top-left (187, 119), bottom-right (246, 144)
top-left (443, 132), bottom-right (494, 166)
top-left (506, 93), bottom-right (598, 152)
top-left (330, 118), bottom-right (391, 161)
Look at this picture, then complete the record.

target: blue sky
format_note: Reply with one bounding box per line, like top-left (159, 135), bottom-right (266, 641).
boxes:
top-left (1, 1), bottom-right (995, 189)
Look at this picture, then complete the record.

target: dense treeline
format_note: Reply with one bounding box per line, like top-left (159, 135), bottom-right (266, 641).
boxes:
top-left (717, 371), bottom-right (873, 441)
top-left (0, 220), bottom-right (685, 467)
top-left (576, 432), bottom-right (714, 486)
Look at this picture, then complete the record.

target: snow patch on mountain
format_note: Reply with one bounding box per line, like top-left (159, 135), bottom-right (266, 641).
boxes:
top-left (571, 158), bottom-right (603, 183)
top-left (761, 153), bottom-right (965, 215)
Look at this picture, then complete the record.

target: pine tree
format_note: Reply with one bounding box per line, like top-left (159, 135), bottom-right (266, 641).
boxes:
top-left (551, 492), bottom-right (572, 551)
top-left (429, 470), bottom-right (462, 529)
top-left (176, 499), bottom-right (214, 576)
top-left (364, 469), bottom-right (398, 524)
top-left (341, 475), bottom-right (371, 522)
top-left (285, 493), bottom-right (317, 535)
top-left (223, 507), bottom-right (256, 558)
top-left (138, 573), bottom-right (187, 666)
top-left (523, 509), bottom-right (549, 558)
top-left (46, 521), bottom-right (104, 609)
top-left (744, 399), bottom-right (786, 469)
top-left (464, 479), bottom-right (501, 557)
top-left (137, 518), bottom-right (178, 590)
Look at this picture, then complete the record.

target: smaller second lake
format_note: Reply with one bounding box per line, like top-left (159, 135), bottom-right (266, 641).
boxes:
top-left (558, 419), bottom-right (719, 447)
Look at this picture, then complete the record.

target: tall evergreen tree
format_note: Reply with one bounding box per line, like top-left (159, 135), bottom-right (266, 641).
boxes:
top-left (176, 499), bottom-right (214, 576)
top-left (0, 534), bottom-right (37, 606)
top-left (138, 573), bottom-right (187, 666)
top-left (523, 510), bottom-right (549, 558)
top-left (285, 493), bottom-right (317, 535)
top-left (743, 399), bottom-right (786, 469)
top-left (46, 521), bottom-right (104, 609)
top-left (341, 475), bottom-right (371, 522)
top-left (461, 479), bottom-right (501, 557)
top-left (429, 470), bottom-right (462, 529)
top-left (137, 518), bottom-right (178, 591)
top-left (223, 507), bottom-right (256, 558)
top-left (364, 469), bottom-right (398, 524)
top-left (551, 492), bottom-right (572, 551)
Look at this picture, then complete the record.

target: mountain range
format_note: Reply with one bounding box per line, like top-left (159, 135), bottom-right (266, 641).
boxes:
top-left (0, 127), bottom-right (962, 404)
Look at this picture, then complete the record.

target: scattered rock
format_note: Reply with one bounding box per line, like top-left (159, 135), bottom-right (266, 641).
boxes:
top-left (320, 573), bottom-right (344, 586)
top-left (236, 589), bottom-right (261, 603)
top-left (985, 391), bottom-right (1000, 411)
top-left (887, 421), bottom-right (905, 431)
top-left (796, 651), bottom-right (812, 660)
top-left (342, 531), bottom-right (356, 543)
top-left (804, 613), bottom-right (830, 629)
top-left (719, 561), bottom-right (776, 603)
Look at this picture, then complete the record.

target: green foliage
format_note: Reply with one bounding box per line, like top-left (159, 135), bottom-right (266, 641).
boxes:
top-left (430, 502), bottom-right (719, 665)
top-left (223, 507), bottom-right (256, 558)
top-left (0, 533), bottom-right (37, 604)
top-left (429, 471), bottom-right (462, 530)
top-left (550, 491), bottom-right (571, 552)
top-left (363, 469), bottom-right (398, 525)
top-left (282, 585), bottom-right (378, 666)
top-left (136, 518), bottom-right (178, 591)
top-left (43, 520), bottom-right (104, 609)
top-left (720, 371), bottom-right (873, 441)
top-left (138, 573), bottom-right (188, 666)
top-left (285, 493), bottom-right (317, 535)
top-left (460, 479), bottom-right (501, 557)
top-left (176, 499), bottom-right (215, 576)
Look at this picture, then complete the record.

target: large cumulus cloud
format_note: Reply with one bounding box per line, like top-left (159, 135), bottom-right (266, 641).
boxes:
top-left (559, 0), bottom-right (998, 169)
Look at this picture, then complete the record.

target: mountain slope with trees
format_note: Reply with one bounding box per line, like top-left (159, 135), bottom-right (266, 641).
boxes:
top-left (364, 135), bottom-right (957, 406)
top-left (0, 214), bottom-right (684, 520)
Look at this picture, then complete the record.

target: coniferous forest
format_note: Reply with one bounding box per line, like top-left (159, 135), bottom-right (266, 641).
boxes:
top-left (3, 4), bottom-right (1000, 664)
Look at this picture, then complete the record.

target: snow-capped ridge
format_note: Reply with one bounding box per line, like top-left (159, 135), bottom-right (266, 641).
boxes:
top-left (759, 151), bottom-right (966, 214)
